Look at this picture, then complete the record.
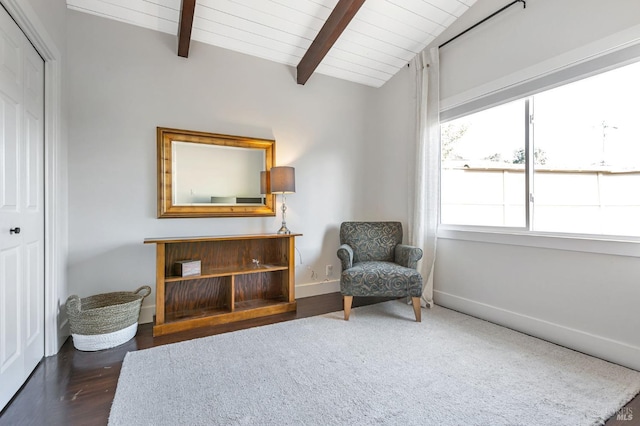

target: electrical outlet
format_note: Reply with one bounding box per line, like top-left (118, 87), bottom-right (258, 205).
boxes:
top-left (325, 264), bottom-right (333, 276)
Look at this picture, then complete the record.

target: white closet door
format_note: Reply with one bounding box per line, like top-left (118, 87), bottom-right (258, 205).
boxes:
top-left (0, 5), bottom-right (45, 412)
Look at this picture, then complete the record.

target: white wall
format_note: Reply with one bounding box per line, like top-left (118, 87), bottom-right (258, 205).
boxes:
top-left (66, 10), bottom-right (373, 320)
top-left (25, 0), bottom-right (67, 48)
top-left (363, 63), bottom-right (415, 228)
top-left (429, 0), bottom-right (640, 370)
top-left (437, 0), bottom-right (640, 110)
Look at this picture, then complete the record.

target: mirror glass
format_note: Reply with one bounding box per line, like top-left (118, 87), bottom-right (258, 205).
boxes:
top-left (172, 142), bottom-right (265, 205)
top-left (157, 127), bottom-right (275, 218)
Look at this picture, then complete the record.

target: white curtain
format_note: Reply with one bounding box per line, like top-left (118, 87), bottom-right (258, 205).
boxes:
top-left (409, 47), bottom-right (440, 308)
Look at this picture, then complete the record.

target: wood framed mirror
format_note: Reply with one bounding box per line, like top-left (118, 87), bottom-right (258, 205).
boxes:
top-left (157, 127), bottom-right (276, 218)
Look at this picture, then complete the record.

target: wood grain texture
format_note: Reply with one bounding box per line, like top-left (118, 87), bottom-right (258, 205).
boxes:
top-left (296, 0), bottom-right (366, 85)
top-left (163, 238), bottom-right (288, 277)
top-left (1, 292), bottom-right (633, 425)
top-left (153, 302), bottom-right (296, 336)
top-left (235, 271), bottom-right (285, 303)
top-left (177, 0), bottom-right (196, 57)
top-left (286, 236), bottom-right (295, 303)
top-left (155, 243), bottom-right (165, 324)
top-left (165, 278), bottom-right (230, 314)
top-left (343, 295), bottom-right (353, 320)
top-left (145, 233), bottom-right (302, 244)
top-left (149, 234), bottom-right (299, 336)
top-left (412, 297), bottom-right (421, 322)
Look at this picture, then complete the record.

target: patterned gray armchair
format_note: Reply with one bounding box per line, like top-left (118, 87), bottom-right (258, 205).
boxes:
top-left (337, 222), bottom-right (424, 322)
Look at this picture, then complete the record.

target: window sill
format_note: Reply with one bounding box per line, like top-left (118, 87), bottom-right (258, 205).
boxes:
top-left (437, 227), bottom-right (640, 258)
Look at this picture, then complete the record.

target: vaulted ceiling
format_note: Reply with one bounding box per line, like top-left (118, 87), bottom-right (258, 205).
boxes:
top-left (66, 0), bottom-right (477, 88)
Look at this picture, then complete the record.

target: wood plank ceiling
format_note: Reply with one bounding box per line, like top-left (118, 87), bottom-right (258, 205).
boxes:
top-left (66, 0), bottom-right (477, 88)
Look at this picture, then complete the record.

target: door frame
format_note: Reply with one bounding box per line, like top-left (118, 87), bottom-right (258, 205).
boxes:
top-left (1, 0), bottom-right (65, 356)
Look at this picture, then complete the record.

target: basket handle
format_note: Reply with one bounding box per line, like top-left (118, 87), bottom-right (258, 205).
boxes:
top-left (65, 295), bottom-right (82, 315)
top-left (134, 285), bottom-right (152, 298)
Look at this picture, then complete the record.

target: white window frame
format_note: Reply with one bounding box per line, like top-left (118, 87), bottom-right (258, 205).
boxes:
top-left (438, 42), bottom-right (640, 258)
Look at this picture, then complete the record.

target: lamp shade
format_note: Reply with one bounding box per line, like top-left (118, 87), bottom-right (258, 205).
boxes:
top-left (270, 166), bottom-right (295, 194)
top-left (260, 171), bottom-right (270, 194)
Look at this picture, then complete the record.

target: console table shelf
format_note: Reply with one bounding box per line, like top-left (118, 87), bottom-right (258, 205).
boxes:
top-left (164, 264), bottom-right (289, 282)
top-left (145, 234), bottom-right (300, 336)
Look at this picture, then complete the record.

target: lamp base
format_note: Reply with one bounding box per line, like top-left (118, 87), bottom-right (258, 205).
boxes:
top-left (277, 224), bottom-right (291, 235)
top-left (276, 194), bottom-right (291, 234)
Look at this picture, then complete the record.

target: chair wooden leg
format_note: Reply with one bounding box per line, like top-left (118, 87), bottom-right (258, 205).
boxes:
top-left (412, 297), bottom-right (421, 322)
top-left (343, 295), bottom-right (353, 321)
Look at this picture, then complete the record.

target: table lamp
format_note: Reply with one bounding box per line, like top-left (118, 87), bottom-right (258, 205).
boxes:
top-left (270, 166), bottom-right (295, 234)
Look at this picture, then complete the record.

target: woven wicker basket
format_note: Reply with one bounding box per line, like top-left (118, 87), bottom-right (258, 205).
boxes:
top-left (66, 286), bottom-right (151, 351)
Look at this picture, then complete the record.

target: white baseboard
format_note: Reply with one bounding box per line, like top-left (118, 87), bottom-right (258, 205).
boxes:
top-left (434, 290), bottom-right (640, 371)
top-left (138, 280), bottom-right (341, 325)
top-left (139, 305), bottom-right (155, 325)
top-left (57, 318), bottom-right (69, 351)
top-left (295, 280), bottom-right (340, 298)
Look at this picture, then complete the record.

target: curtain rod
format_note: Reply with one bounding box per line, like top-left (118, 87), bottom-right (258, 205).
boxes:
top-left (439, 0), bottom-right (526, 49)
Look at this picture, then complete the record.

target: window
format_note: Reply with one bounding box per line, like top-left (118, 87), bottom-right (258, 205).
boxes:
top-left (440, 59), bottom-right (640, 237)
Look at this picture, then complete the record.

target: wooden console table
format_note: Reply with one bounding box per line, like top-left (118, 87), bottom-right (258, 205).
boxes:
top-left (144, 234), bottom-right (300, 336)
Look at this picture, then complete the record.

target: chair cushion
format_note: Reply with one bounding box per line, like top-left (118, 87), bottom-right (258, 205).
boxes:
top-left (340, 222), bottom-right (403, 263)
top-left (341, 261), bottom-right (423, 297)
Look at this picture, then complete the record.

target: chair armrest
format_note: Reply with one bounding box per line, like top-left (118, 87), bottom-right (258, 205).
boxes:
top-left (337, 244), bottom-right (354, 270)
top-left (394, 244), bottom-right (423, 269)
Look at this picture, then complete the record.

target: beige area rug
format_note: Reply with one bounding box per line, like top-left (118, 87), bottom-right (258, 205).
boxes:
top-left (109, 300), bottom-right (640, 425)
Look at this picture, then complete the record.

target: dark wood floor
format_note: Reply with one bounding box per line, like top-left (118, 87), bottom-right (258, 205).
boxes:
top-left (0, 293), bottom-right (637, 426)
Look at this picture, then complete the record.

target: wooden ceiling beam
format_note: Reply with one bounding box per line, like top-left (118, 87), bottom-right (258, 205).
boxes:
top-left (296, 0), bottom-right (366, 85)
top-left (177, 0), bottom-right (196, 58)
